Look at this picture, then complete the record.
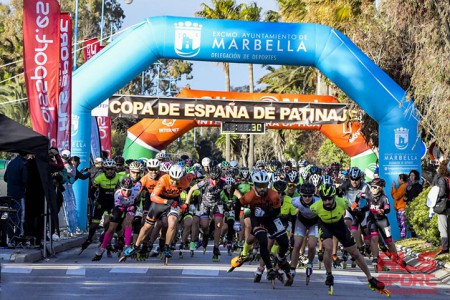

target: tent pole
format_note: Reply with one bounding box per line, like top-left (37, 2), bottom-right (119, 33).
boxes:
top-left (43, 196), bottom-right (47, 259)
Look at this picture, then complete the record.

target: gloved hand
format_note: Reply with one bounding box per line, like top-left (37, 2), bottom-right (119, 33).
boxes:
top-left (170, 200), bottom-right (179, 209)
top-left (180, 203), bottom-right (188, 212)
top-left (233, 221), bottom-right (242, 232)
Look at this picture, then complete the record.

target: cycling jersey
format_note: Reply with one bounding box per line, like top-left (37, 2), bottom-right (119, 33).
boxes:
top-left (196, 178), bottom-right (227, 206)
top-left (292, 196), bottom-right (319, 227)
top-left (237, 182), bottom-right (251, 195)
top-left (280, 194), bottom-right (297, 220)
top-left (114, 184), bottom-right (140, 207)
top-left (93, 173), bottom-right (121, 204)
top-left (309, 197), bottom-right (349, 224)
top-left (151, 173), bottom-right (195, 204)
top-left (238, 189), bottom-right (281, 217)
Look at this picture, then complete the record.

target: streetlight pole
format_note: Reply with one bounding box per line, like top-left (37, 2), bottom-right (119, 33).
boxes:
top-left (100, 0), bottom-right (106, 46)
top-left (73, 0), bottom-right (79, 71)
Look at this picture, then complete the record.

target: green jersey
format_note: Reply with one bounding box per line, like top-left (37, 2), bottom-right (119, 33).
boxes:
top-left (310, 197), bottom-right (349, 224)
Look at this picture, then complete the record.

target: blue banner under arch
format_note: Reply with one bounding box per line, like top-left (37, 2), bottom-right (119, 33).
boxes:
top-left (72, 17), bottom-right (422, 239)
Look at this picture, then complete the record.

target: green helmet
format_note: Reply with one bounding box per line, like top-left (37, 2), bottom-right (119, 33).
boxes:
top-left (220, 161), bottom-right (231, 169)
top-left (318, 183), bottom-right (336, 199)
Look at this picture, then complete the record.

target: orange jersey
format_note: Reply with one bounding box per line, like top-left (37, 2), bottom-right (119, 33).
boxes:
top-left (151, 173), bottom-right (195, 204)
top-left (239, 189), bottom-right (281, 212)
top-left (140, 172), bottom-right (166, 194)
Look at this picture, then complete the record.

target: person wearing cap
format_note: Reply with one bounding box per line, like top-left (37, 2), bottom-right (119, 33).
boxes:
top-left (61, 150), bottom-right (78, 237)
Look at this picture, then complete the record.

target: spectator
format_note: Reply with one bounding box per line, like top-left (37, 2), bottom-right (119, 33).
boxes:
top-left (61, 150), bottom-right (78, 237)
top-left (49, 147), bottom-right (65, 240)
top-left (70, 156), bottom-right (91, 182)
top-left (391, 173), bottom-right (409, 239)
top-left (3, 152), bottom-right (28, 247)
top-left (433, 159), bottom-right (450, 255)
top-left (88, 158), bottom-right (103, 224)
top-left (404, 170), bottom-right (423, 204)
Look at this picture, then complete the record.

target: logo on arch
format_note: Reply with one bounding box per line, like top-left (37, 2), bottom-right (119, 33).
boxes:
top-left (174, 21), bottom-right (202, 58)
top-left (394, 127), bottom-right (409, 150)
top-left (162, 119), bottom-right (176, 127)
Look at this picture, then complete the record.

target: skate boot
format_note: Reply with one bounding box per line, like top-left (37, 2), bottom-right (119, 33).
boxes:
top-left (342, 250), bottom-right (348, 269)
top-left (201, 234), bottom-right (209, 254)
top-left (325, 273), bottom-right (334, 295)
top-left (212, 246), bottom-right (221, 262)
top-left (299, 254), bottom-right (308, 268)
top-left (79, 239), bottom-right (92, 255)
top-left (368, 277), bottom-right (390, 296)
top-left (267, 267), bottom-right (277, 288)
top-left (189, 241), bottom-right (196, 257)
top-left (254, 266), bottom-right (265, 283)
top-left (318, 249), bottom-right (324, 269)
top-left (332, 254), bottom-right (343, 269)
top-left (226, 242), bottom-right (232, 256)
top-left (179, 243), bottom-right (184, 259)
top-left (305, 263), bottom-right (313, 285)
top-left (285, 267), bottom-right (296, 286)
top-left (92, 248), bottom-right (105, 261)
top-left (106, 244), bottom-right (114, 258)
top-left (372, 258), bottom-right (379, 273)
top-left (163, 244), bottom-right (172, 265)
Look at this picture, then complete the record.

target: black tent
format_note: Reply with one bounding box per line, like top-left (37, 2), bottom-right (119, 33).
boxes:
top-left (0, 114), bottom-right (57, 255)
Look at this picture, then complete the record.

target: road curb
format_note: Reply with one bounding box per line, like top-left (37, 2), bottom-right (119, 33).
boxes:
top-left (6, 235), bottom-right (86, 263)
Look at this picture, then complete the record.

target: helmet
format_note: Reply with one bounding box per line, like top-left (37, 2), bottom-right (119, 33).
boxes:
top-left (255, 160), bottom-right (265, 168)
top-left (309, 173), bottom-right (322, 187)
top-left (193, 163), bottom-right (202, 172)
top-left (169, 164), bottom-right (184, 180)
top-left (225, 177), bottom-right (235, 186)
top-left (330, 162), bottom-right (340, 170)
top-left (160, 161), bottom-right (172, 173)
top-left (370, 178), bottom-right (386, 188)
top-left (180, 154), bottom-right (189, 161)
top-left (129, 161), bottom-right (142, 172)
top-left (309, 165), bottom-right (321, 175)
top-left (286, 170), bottom-right (299, 183)
top-left (61, 149), bottom-right (71, 159)
top-left (114, 155), bottom-right (125, 165)
top-left (288, 158), bottom-right (297, 167)
top-left (318, 183), bottom-right (337, 199)
top-left (201, 157), bottom-right (211, 167)
top-left (209, 166), bottom-right (222, 180)
top-left (94, 157), bottom-right (103, 164)
top-left (146, 158), bottom-right (160, 170)
top-left (120, 177), bottom-right (134, 189)
top-left (103, 158), bottom-right (116, 168)
top-left (240, 167), bottom-right (250, 179)
top-left (273, 180), bottom-right (288, 193)
top-left (298, 159), bottom-right (308, 168)
top-left (300, 182), bottom-right (316, 196)
top-left (349, 167), bottom-right (362, 180)
top-left (321, 175), bottom-right (335, 186)
top-left (252, 171), bottom-right (270, 185)
top-left (155, 152), bottom-right (165, 160)
top-left (268, 159), bottom-right (282, 173)
top-left (300, 169), bottom-right (309, 181)
top-left (220, 161), bottom-right (231, 169)
top-left (229, 160), bottom-right (239, 168)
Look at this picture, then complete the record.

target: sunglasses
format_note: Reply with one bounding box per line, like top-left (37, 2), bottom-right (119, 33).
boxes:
top-left (322, 196), bottom-right (335, 202)
top-left (350, 178), bottom-right (360, 182)
top-left (302, 194), bottom-right (314, 198)
top-left (370, 186), bottom-right (381, 190)
top-left (121, 188), bottom-right (131, 193)
top-left (148, 168), bottom-right (159, 172)
top-left (288, 183), bottom-right (297, 187)
top-left (254, 182), bottom-right (268, 188)
top-left (105, 168), bottom-right (115, 171)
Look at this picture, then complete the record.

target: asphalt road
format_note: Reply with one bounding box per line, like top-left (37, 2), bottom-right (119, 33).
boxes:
top-left (1, 243), bottom-right (450, 300)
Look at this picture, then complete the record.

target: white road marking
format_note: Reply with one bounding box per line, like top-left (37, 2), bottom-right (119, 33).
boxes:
top-left (182, 268), bottom-right (219, 276)
top-left (1, 266), bottom-right (32, 274)
top-left (334, 275), bottom-right (366, 285)
top-left (66, 267), bottom-right (86, 276)
top-left (110, 267), bottom-right (148, 274)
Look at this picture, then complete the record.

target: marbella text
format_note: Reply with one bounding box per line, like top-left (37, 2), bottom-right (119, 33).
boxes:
top-left (109, 97), bottom-right (355, 124)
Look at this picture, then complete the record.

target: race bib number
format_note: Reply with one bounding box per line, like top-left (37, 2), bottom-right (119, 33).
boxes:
top-left (384, 225), bottom-right (392, 238)
top-left (255, 207), bottom-right (265, 217)
top-left (273, 218), bottom-right (285, 233)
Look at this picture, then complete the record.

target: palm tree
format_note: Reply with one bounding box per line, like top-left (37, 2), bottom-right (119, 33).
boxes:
top-left (0, 77), bottom-right (30, 126)
top-left (195, 0), bottom-right (242, 161)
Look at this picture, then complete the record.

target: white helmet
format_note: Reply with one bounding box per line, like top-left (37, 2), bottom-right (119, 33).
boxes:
top-left (230, 160), bottom-right (239, 168)
top-left (129, 161), bottom-right (142, 172)
top-left (155, 152), bottom-right (165, 160)
top-left (169, 164), bottom-right (184, 180)
top-left (160, 161), bottom-right (172, 173)
top-left (146, 158), bottom-right (160, 169)
top-left (61, 149), bottom-right (71, 159)
top-left (103, 158), bottom-right (116, 168)
top-left (94, 157), bottom-right (103, 164)
top-left (252, 171), bottom-right (270, 184)
top-left (201, 157), bottom-right (211, 167)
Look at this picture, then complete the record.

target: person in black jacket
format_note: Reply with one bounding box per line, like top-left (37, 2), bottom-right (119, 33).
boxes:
top-left (404, 170), bottom-right (423, 203)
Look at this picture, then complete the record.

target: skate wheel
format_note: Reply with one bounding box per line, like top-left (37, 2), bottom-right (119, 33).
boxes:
top-left (118, 256), bottom-right (127, 263)
top-left (328, 285), bottom-right (333, 295)
top-left (227, 267), bottom-right (235, 273)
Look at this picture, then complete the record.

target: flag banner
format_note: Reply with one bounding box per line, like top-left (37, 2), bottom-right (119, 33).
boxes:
top-left (90, 116), bottom-right (101, 159)
top-left (83, 38), bottom-right (102, 61)
top-left (57, 12), bottom-right (72, 150)
top-left (97, 116), bottom-right (111, 157)
top-left (23, 0), bottom-right (61, 146)
top-left (109, 95), bottom-right (356, 125)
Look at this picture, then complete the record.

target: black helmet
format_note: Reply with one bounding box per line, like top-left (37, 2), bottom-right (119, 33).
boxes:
top-left (370, 178), bottom-right (386, 188)
top-left (300, 182), bottom-right (315, 196)
top-left (273, 180), bottom-right (288, 193)
top-left (209, 166), bottom-right (222, 180)
top-left (349, 167), bottom-right (362, 180)
top-left (120, 177), bottom-right (134, 189)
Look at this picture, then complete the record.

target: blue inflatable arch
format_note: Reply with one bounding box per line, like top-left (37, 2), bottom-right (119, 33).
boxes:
top-left (72, 16), bottom-right (422, 239)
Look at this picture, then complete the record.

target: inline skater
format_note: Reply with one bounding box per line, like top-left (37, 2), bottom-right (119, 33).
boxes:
top-left (310, 182), bottom-right (386, 295)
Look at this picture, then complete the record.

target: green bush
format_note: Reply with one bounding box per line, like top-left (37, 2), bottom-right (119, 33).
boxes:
top-left (405, 187), bottom-right (440, 245)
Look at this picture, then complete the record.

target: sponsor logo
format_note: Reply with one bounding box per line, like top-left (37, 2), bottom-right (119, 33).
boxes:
top-left (174, 21), bottom-right (202, 58)
top-left (394, 127), bottom-right (409, 150)
top-left (162, 119), bottom-right (176, 127)
top-left (71, 114), bottom-right (79, 136)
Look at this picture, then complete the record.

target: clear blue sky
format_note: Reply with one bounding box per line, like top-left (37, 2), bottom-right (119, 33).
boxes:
top-left (120, 0), bottom-right (279, 91)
